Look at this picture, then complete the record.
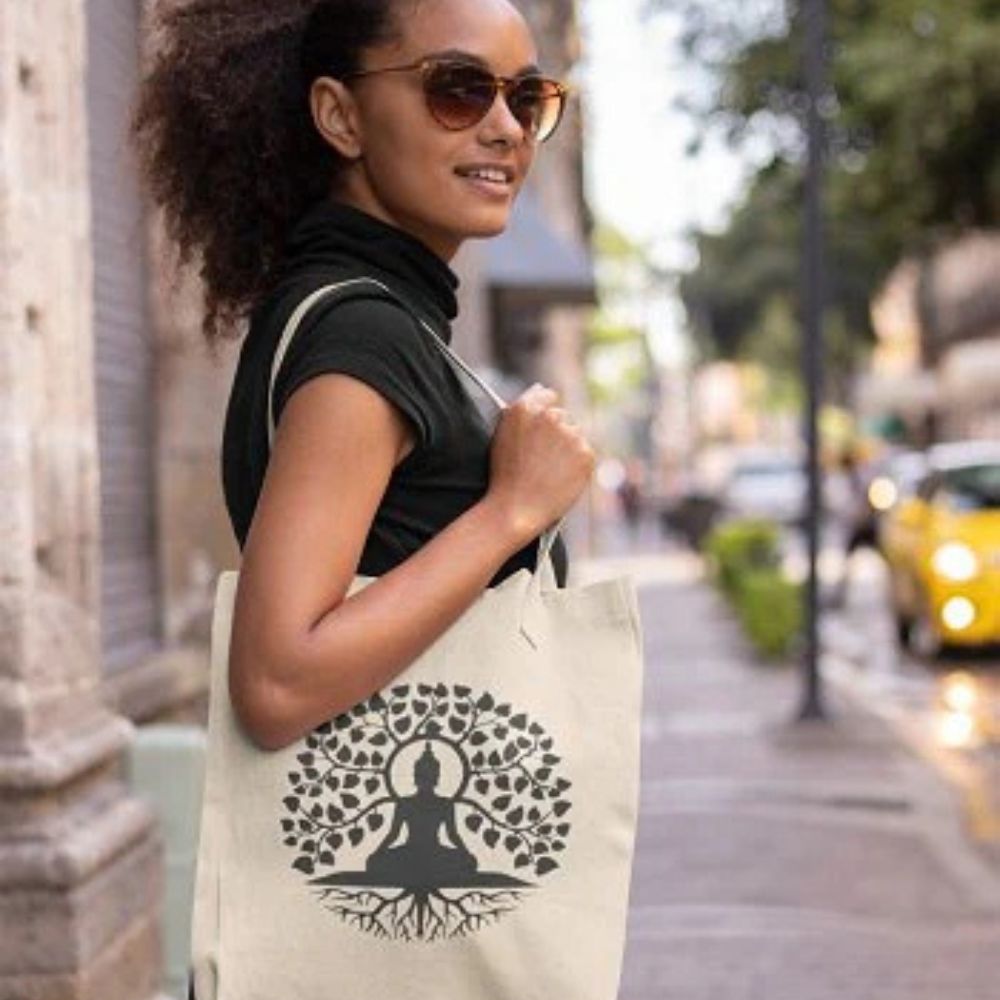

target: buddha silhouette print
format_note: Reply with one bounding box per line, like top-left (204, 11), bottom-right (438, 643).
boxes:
top-left (365, 741), bottom-right (478, 884)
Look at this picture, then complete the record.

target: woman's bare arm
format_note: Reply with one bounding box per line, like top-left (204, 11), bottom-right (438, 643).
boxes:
top-left (228, 372), bottom-right (539, 752)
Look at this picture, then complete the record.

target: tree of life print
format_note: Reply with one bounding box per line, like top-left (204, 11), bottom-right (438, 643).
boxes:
top-left (279, 683), bottom-right (573, 942)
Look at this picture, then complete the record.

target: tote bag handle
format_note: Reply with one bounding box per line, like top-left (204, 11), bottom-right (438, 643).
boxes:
top-left (264, 278), bottom-right (565, 629)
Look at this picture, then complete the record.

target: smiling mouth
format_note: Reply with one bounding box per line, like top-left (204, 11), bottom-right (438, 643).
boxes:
top-left (454, 166), bottom-right (515, 188)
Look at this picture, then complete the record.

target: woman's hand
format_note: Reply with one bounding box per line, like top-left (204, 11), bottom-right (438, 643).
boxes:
top-left (485, 383), bottom-right (597, 540)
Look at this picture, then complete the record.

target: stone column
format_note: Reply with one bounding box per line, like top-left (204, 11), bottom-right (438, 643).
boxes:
top-left (0, 2), bottom-right (166, 997)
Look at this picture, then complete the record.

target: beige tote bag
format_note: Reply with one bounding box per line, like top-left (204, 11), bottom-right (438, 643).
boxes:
top-left (190, 277), bottom-right (644, 1000)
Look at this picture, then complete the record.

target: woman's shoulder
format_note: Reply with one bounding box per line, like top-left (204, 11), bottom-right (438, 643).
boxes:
top-left (261, 270), bottom-right (458, 453)
top-left (259, 270), bottom-right (448, 364)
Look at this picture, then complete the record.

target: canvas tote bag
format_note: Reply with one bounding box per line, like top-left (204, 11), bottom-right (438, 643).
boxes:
top-left (190, 277), bottom-right (644, 1000)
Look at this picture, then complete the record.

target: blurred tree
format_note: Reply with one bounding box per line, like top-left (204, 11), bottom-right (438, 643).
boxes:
top-left (653, 0), bottom-right (1000, 254)
top-left (653, 0), bottom-right (1000, 391)
top-left (741, 296), bottom-right (803, 410)
top-left (587, 221), bottom-right (658, 405)
top-left (678, 162), bottom-right (880, 401)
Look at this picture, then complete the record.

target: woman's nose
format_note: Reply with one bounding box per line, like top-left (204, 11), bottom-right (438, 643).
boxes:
top-left (478, 88), bottom-right (527, 146)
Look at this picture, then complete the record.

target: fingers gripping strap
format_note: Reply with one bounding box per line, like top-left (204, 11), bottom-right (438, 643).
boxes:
top-left (264, 276), bottom-right (563, 584)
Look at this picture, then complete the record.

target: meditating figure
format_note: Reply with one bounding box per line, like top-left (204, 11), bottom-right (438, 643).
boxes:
top-left (366, 741), bottom-right (478, 885)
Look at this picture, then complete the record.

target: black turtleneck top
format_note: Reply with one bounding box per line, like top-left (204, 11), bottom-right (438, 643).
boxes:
top-left (221, 198), bottom-right (569, 588)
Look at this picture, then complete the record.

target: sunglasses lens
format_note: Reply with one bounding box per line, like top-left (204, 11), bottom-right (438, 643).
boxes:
top-left (424, 64), bottom-right (495, 129)
top-left (423, 63), bottom-right (567, 141)
top-left (508, 77), bottom-right (565, 141)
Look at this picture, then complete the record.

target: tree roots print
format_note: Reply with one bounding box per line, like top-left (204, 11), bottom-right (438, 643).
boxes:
top-left (279, 683), bottom-right (573, 941)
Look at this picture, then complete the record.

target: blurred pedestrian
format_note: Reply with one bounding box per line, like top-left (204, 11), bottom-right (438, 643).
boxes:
top-left (617, 457), bottom-right (646, 542)
top-left (831, 444), bottom-right (869, 608)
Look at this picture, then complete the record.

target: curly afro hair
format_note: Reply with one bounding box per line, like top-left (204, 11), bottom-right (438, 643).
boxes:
top-left (129, 0), bottom-right (410, 346)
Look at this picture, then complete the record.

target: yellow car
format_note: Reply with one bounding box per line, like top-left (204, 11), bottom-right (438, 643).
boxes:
top-left (879, 442), bottom-right (1000, 659)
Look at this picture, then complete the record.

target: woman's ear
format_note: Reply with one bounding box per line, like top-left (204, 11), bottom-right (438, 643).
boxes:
top-left (309, 77), bottom-right (364, 160)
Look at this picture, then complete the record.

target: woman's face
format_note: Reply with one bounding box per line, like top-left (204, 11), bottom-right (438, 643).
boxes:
top-left (318, 0), bottom-right (542, 261)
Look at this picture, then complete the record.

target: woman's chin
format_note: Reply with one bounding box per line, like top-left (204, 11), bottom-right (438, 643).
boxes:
top-left (460, 210), bottom-right (511, 239)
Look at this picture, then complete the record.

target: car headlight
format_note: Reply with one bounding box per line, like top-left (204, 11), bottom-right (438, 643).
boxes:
top-left (867, 477), bottom-right (898, 512)
top-left (931, 542), bottom-right (980, 582)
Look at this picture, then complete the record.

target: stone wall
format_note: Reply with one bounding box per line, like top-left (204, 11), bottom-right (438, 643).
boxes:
top-left (0, 1), bottom-right (166, 997)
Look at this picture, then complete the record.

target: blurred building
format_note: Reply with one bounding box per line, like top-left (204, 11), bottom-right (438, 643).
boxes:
top-left (856, 231), bottom-right (1000, 445)
top-left (922, 232), bottom-right (1000, 440)
top-left (687, 361), bottom-right (799, 450)
top-left (0, 0), bottom-right (595, 996)
top-left (855, 259), bottom-right (941, 440)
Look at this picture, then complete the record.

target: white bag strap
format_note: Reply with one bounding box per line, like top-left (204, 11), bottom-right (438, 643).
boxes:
top-left (265, 277), bottom-right (564, 591)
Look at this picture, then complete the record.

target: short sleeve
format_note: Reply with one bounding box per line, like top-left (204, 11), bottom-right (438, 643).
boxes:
top-left (270, 294), bottom-right (437, 454)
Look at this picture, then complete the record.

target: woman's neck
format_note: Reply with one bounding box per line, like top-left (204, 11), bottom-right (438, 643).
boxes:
top-left (327, 180), bottom-right (462, 264)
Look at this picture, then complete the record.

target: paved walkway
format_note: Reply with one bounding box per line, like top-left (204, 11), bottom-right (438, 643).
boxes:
top-left (573, 539), bottom-right (1000, 1000)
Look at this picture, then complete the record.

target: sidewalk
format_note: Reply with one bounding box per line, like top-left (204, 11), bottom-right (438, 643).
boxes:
top-left (574, 538), bottom-right (1000, 1000)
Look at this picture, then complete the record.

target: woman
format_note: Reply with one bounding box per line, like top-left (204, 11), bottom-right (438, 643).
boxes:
top-left (132, 0), bottom-right (593, 756)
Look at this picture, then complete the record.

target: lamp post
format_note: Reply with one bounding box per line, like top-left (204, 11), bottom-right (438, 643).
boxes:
top-left (798, 0), bottom-right (828, 721)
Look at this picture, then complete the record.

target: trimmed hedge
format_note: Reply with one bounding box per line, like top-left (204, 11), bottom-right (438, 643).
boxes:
top-left (704, 520), bottom-right (802, 659)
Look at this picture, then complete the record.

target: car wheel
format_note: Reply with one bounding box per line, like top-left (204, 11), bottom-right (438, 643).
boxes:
top-left (909, 606), bottom-right (943, 661)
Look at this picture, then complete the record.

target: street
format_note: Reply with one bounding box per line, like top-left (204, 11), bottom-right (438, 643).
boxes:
top-left (819, 540), bottom-right (1000, 867)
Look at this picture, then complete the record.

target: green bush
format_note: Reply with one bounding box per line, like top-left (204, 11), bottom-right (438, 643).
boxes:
top-left (735, 570), bottom-right (803, 658)
top-left (703, 519), bottom-right (801, 659)
top-left (704, 519), bottom-right (780, 596)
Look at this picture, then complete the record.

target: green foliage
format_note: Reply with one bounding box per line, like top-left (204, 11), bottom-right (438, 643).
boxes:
top-left (588, 315), bottom-right (646, 347)
top-left (587, 219), bottom-right (659, 407)
top-left (592, 220), bottom-right (648, 261)
top-left (704, 519), bottom-right (802, 658)
top-left (704, 519), bottom-right (781, 595)
top-left (585, 356), bottom-right (649, 405)
top-left (740, 296), bottom-right (804, 411)
top-left (677, 162), bottom-right (879, 399)
top-left (679, 166), bottom-right (803, 359)
top-left (654, 0), bottom-right (1000, 252)
top-left (653, 0), bottom-right (1000, 389)
top-left (833, 1), bottom-right (1000, 245)
top-left (736, 570), bottom-right (804, 658)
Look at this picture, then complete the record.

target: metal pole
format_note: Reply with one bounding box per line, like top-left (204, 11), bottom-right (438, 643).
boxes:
top-left (798, 0), bottom-right (828, 721)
